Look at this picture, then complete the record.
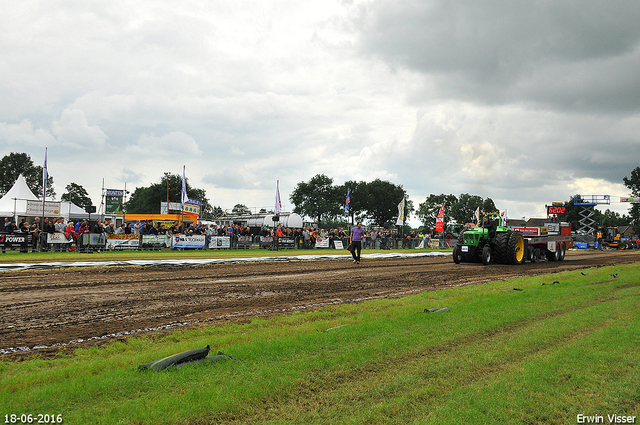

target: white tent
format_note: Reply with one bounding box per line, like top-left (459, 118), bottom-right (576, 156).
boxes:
top-left (0, 175), bottom-right (39, 219)
top-left (0, 175), bottom-right (90, 222)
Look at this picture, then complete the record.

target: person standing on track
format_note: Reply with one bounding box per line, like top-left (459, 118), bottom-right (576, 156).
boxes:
top-left (350, 222), bottom-right (365, 264)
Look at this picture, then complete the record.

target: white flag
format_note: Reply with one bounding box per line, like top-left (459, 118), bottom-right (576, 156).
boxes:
top-left (474, 207), bottom-right (480, 224)
top-left (181, 165), bottom-right (188, 208)
top-left (275, 180), bottom-right (282, 214)
top-left (501, 209), bottom-right (507, 227)
top-left (396, 198), bottom-right (405, 225)
top-left (42, 148), bottom-right (48, 200)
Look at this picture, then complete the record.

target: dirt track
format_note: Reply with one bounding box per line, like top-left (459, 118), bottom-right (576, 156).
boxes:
top-left (2, 250), bottom-right (640, 359)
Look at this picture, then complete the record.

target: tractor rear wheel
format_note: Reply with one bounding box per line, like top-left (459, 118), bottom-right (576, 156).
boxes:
top-left (444, 233), bottom-right (455, 247)
top-left (507, 231), bottom-right (525, 265)
top-left (493, 232), bottom-right (510, 264)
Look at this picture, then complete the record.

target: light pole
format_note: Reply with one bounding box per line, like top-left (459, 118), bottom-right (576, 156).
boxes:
top-left (164, 172), bottom-right (171, 214)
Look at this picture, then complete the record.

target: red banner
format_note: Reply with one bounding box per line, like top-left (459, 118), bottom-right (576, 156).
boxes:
top-left (436, 203), bottom-right (445, 232)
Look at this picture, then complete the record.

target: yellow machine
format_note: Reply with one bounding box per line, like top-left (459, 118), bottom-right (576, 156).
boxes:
top-left (601, 226), bottom-right (633, 250)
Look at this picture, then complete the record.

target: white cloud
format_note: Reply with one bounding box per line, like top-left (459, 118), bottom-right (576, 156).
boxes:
top-left (0, 119), bottom-right (56, 147)
top-left (51, 109), bottom-right (108, 150)
top-left (127, 132), bottom-right (202, 157)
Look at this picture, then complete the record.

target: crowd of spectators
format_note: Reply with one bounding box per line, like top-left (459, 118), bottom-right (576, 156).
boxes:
top-left (3, 216), bottom-right (438, 251)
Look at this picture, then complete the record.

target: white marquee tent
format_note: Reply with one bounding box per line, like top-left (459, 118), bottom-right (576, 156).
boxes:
top-left (0, 175), bottom-right (89, 222)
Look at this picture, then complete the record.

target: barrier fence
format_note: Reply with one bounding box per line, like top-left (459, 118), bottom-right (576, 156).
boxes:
top-left (0, 232), bottom-right (440, 253)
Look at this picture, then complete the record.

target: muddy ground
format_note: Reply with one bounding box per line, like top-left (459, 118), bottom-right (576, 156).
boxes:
top-left (2, 250), bottom-right (640, 360)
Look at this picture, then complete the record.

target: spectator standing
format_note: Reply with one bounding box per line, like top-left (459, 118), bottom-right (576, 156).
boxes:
top-left (302, 227), bottom-right (310, 249)
top-left (349, 222), bottom-right (365, 264)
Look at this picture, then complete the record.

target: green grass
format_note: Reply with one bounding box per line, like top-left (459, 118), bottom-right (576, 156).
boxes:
top-left (2, 263), bottom-right (640, 424)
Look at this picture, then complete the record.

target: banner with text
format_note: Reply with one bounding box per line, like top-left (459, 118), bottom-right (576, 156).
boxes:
top-left (106, 234), bottom-right (140, 249)
top-left (141, 235), bottom-right (171, 248)
top-left (26, 200), bottom-right (61, 216)
top-left (209, 236), bottom-right (230, 249)
top-left (47, 233), bottom-right (72, 244)
top-left (105, 189), bottom-right (125, 215)
top-left (173, 234), bottom-right (206, 249)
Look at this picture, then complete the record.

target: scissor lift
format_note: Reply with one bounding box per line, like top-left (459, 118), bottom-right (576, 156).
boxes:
top-left (572, 195), bottom-right (610, 236)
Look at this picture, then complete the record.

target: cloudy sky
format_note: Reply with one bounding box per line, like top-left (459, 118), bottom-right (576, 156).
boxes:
top-left (2, 0), bottom-right (639, 226)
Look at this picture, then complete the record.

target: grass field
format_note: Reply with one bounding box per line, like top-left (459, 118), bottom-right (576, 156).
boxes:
top-left (1, 262), bottom-right (639, 424)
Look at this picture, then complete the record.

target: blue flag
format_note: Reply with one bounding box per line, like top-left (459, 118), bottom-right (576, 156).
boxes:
top-left (345, 189), bottom-right (350, 212)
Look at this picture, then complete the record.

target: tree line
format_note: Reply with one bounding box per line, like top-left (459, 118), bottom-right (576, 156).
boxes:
top-left (1, 151), bottom-right (639, 232)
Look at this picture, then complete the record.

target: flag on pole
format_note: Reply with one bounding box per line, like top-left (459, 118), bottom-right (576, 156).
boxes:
top-left (395, 198), bottom-right (405, 225)
top-left (501, 209), bottom-right (507, 227)
top-left (275, 180), bottom-right (282, 214)
top-left (474, 207), bottom-right (481, 224)
top-left (435, 203), bottom-right (445, 232)
top-left (181, 165), bottom-right (188, 209)
top-left (42, 147), bottom-right (48, 200)
top-left (345, 189), bottom-right (350, 212)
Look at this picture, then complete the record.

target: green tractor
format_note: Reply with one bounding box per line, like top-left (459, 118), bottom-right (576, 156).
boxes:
top-left (452, 212), bottom-right (525, 265)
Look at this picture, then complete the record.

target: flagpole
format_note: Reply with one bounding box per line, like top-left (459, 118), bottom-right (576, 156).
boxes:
top-left (41, 147), bottom-right (47, 252)
top-left (401, 196), bottom-right (405, 241)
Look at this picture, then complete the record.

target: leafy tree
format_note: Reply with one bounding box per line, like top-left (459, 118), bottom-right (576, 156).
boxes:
top-left (417, 194), bottom-right (458, 229)
top-left (0, 152), bottom-right (55, 199)
top-left (600, 209), bottom-right (630, 228)
top-left (449, 193), bottom-right (485, 224)
top-left (232, 204), bottom-right (251, 215)
top-left (417, 193), bottom-right (496, 229)
top-left (290, 174), bottom-right (343, 227)
top-left (341, 180), bottom-right (368, 225)
top-left (362, 179), bottom-right (408, 227)
top-left (61, 182), bottom-right (92, 207)
top-left (623, 167), bottom-right (640, 234)
top-left (124, 174), bottom-right (213, 217)
top-left (210, 206), bottom-right (224, 218)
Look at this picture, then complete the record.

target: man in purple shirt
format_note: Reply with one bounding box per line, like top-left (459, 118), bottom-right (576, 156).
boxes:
top-left (350, 222), bottom-right (365, 264)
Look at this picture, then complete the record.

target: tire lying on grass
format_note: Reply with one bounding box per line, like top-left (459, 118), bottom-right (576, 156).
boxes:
top-left (138, 345), bottom-right (235, 371)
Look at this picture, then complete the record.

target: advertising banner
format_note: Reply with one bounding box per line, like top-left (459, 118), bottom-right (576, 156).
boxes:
top-left (0, 234), bottom-right (28, 249)
top-left (209, 236), bottom-right (230, 249)
top-left (79, 233), bottom-right (106, 248)
top-left (106, 234), bottom-right (140, 249)
top-left (182, 198), bottom-right (201, 216)
top-left (277, 237), bottom-right (295, 249)
top-left (315, 237), bottom-right (330, 248)
top-left (46, 233), bottom-right (72, 244)
top-left (173, 234), bottom-right (206, 249)
top-left (26, 200), bottom-right (61, 216)
top-left (428, 239), bottom-right (440, 249)
top-left (141, 235), bottom-right (170, 249)
top-left (105, 189), bottom-right (125, 215)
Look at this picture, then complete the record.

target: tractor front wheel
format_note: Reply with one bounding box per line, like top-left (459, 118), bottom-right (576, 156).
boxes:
top-left (482, 245), bottom-right (492, 265)
top-left (453, 245), bottom-right (462, 264)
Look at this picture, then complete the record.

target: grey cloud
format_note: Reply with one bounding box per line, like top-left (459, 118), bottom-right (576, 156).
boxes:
top-left (355, 1), bottom-right (640, 112)
top-left (202, 170), bottom-right (258, 190)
